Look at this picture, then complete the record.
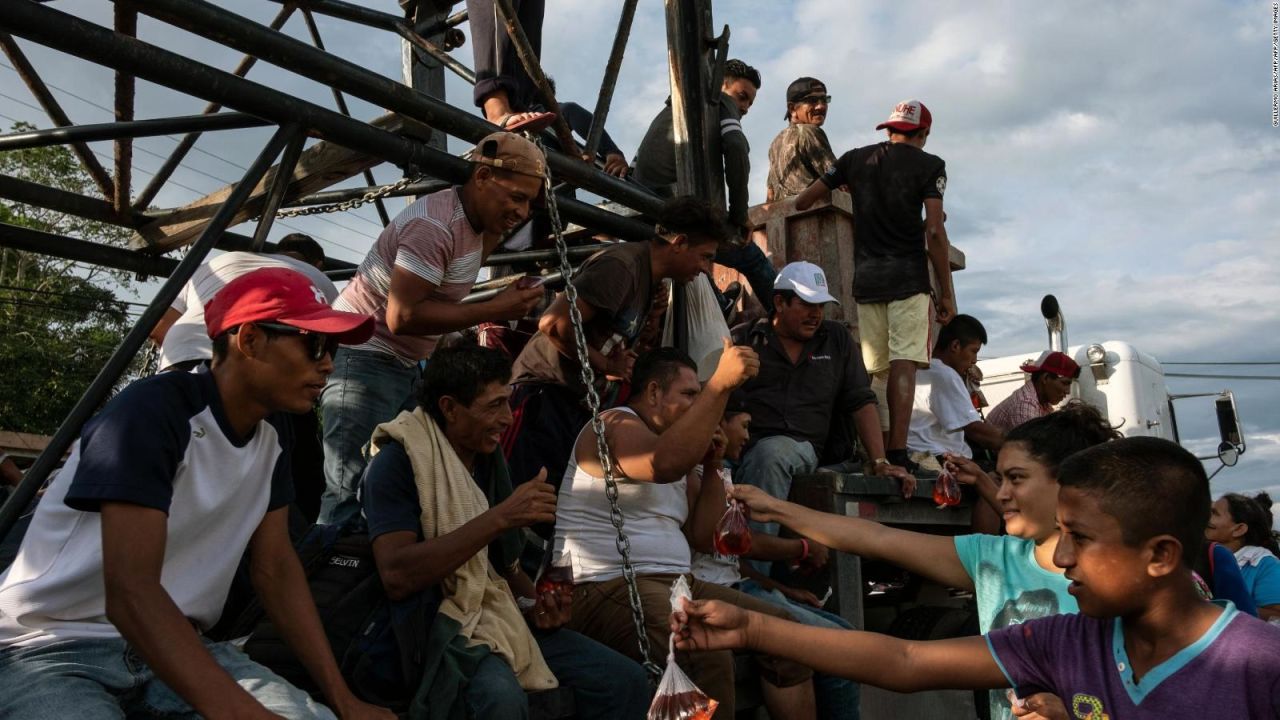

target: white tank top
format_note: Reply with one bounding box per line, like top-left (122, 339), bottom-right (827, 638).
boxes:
top-left (553, 407), bottom-right (691, 583)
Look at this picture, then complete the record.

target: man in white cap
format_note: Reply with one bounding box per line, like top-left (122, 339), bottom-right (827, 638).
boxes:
top-left (795, 99), bottom-right (956, 474)
top-left (319, 131), bottom-right (547, 525)
top-left (733, 262), bottom-right (913, 579)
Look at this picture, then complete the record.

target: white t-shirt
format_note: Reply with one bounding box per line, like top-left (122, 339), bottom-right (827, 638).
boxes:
top-left (159, 252), bottom-right (338, 370)
top-left (907, 358), bottom-right (980, 458)
top-left (0, 370), bottom-right (293, 648)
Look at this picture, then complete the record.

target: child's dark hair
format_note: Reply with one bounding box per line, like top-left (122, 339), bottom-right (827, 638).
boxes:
top-left (631, 347), bottom-right (697, 396)
top-left (1221, 492), bottom-right (1280, 555)
top-left (724, 59), bottom-right (761, 89)
top-left (276, 233), bottom-right (326, 267)
top-left (933, 314), bottom-right (987, 354)
top-left (417, 343), bottom-right (512, 430)
top-left (1004, 401), bottom-right (1120, 476)
top-left (654, 196), bottom-right (729, 247)
top-left (1058, 436), bottom-right (1210, 568)
top-left (724, 391), bottom-right (749, 419)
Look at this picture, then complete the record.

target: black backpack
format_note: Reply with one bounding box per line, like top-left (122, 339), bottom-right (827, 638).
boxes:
top-left (218, 523), bottom-right (405, 709)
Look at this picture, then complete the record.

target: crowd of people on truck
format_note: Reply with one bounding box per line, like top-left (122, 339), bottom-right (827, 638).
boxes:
top-left (2, 4), bottom-right (1279, 719)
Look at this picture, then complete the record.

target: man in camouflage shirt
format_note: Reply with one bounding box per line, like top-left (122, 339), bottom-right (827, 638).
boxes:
top-left (767, 78), bottom-right (836, 201)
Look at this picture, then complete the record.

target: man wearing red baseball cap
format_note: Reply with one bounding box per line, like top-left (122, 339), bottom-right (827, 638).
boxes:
top-left (0, 268), bottom-right (390, 719)
top-left (795, 98), bottom-right (955, 473)
top-left (987, 350), bottom-right (1082, 433)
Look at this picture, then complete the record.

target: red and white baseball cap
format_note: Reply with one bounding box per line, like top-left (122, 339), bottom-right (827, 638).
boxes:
top-left (1020, 350), bottom-right (1081, 379)
top-left (205, 267), bottom-right (375, 343)
top-left (876, 99), bottom-right (933, 132)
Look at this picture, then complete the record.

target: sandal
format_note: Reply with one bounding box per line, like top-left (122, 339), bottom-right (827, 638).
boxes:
top-left (496, 111), bottom-right (557, 134)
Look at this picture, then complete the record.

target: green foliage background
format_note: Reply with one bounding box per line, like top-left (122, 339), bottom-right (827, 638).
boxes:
top-left (1, 122), bottom-right (140, 435)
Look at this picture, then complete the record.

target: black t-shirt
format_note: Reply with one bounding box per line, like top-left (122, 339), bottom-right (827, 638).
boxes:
top-left (822, 142), bottom-right (946, 303)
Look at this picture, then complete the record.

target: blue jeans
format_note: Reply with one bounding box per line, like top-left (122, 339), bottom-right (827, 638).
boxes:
top-left (0, 636), bottom-right (334, 719)
top-left (715, 242), bottom-right (776, 302)
top-left (736, 579), bottom-right (861, 720)
top-left (736, 435), bottom-right (818, 576)
top-left (319, 347), bottom-right (420, 526)
top-left (465, 628), bottom-right (650, 720)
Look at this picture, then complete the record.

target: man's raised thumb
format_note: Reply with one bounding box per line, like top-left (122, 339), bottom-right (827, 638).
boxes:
top-left (532, 467), bottom-right (548, 484)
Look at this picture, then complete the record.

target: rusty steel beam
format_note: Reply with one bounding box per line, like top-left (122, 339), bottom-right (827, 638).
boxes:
top-left (113, 4), bottom-right (136, 215)
top-left (131, 1), bottom-right (296, 211)
top-left (583, 0), bottom-right (637, 161)
top-left (393, 20), bottom-right (476, 86)
top-left (299, 7), bottom-right (391, 226)
top-left (0, 32), bottom-right (116, 202)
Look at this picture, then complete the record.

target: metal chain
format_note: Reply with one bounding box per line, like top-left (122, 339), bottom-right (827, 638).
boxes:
top-left (535, 138), bottom-right (661, 681)
top-left (274, 173), bottom-right (424, 218)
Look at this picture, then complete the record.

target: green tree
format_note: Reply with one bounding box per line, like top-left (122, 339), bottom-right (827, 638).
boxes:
top-left (1, 122), bottom-right (141, 435)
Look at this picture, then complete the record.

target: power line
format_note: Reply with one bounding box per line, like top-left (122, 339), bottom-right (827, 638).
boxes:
top-left (1163, 362), bottom-right (1280, 366)
top-left (0, 283), bottom-right (150, 308)
top-left (0, 75), bottom-right (382, 253)
top-left (1165, 373), bottom-right (1280, 381)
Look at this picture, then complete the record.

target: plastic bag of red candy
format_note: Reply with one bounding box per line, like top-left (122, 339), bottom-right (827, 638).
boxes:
top-left (647, 575), bottom-right (719, 720)
top-left (713, 472), bottom-right (751, 556)
top-left (933, 462), bottom-right (962, 508)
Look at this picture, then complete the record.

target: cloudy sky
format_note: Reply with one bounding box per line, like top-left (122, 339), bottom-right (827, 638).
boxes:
top-left (2, 1), bottom-right (1278, 509)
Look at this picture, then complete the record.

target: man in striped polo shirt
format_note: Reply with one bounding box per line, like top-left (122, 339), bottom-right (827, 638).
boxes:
top-left (319, 132), bottom-right (545, 525)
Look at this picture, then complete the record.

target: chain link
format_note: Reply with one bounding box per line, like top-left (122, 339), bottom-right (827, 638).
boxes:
top-left (536, 138), bottom-right (661, 681)
top-left (274, 173), bottom-right (424, 218)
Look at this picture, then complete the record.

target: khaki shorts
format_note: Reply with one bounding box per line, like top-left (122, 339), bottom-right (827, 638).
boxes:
top-left (857, 293), bottom-right (933, 376)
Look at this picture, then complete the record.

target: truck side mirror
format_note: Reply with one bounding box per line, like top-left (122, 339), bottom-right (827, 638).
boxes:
top-left (1217, 441), bottom-right (1239, 467)
top-left (1215, 393), bottom-right (1243, 447)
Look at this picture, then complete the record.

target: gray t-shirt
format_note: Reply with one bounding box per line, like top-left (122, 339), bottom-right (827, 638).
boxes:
top-left (632, 94), bottom-right (751, 227)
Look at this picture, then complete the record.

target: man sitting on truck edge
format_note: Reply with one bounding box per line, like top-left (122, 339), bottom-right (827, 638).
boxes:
top-left (796, 99), bottom-right (957, 474)
top-left (986, 350), bottom-right (1080, 433)
top-left (732, 262), bottom-right (914, 577)
top-left (361, 343), bottom-right (649, 719)
top-left (0, 268), bottom-right (392, 720)
top-left (555, 346), bottom-right (819, 719)
top-left (907, 314), bottom-right (1004, 469)
top-left (766, 77), bottom-right (837, 202)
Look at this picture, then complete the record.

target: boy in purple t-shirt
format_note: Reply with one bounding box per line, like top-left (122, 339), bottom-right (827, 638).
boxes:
top-left (671, 436), bottom-right (1280, 719)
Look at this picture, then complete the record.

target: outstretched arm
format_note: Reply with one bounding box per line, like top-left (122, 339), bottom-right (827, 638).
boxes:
top-left (729, 485), bottom-right (974, 590)
top-left (674, 600), bottom-right (1008, 692)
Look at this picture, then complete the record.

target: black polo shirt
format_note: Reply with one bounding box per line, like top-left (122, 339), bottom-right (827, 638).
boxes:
top-left (735, 319), bottom-right (876, 459)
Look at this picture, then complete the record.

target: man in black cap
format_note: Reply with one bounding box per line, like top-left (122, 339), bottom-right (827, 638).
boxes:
top-left (766, 77), bottom-right (837, 201)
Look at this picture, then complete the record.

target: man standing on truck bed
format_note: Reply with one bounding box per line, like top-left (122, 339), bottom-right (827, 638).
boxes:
top-left (796, 99), bottom-right (957, 473)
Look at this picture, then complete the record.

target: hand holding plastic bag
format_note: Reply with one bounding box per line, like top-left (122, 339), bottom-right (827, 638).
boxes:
top-left (647, 576), bottom-right (719, 720)
top-left (713, 473), bottom-right (751, 557)
top-left (932, 462), bottom-right (962, 508)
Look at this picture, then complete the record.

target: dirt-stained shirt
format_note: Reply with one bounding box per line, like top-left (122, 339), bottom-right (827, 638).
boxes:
top-left (767, 123), bottom-right (836, 200)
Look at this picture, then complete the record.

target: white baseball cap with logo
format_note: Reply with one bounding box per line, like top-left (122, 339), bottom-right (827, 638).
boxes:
top-left (775, 261), bottom-right (839, 305)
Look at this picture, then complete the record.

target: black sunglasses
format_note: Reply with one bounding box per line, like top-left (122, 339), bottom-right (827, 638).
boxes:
top-left (798, 94), bottom-right (832, 105)
top-left (232, 321), bottom-right (339, 361)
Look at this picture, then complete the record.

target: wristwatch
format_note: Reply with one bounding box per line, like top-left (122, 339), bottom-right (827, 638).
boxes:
top-left (872, 458), bottom-right (890, 467)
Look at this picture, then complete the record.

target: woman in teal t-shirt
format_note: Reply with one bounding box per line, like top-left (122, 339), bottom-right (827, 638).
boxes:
top-left (1206, 491), bottom-right (1280, 622)
top-left (731, 402), bottom-right (1119, 720)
